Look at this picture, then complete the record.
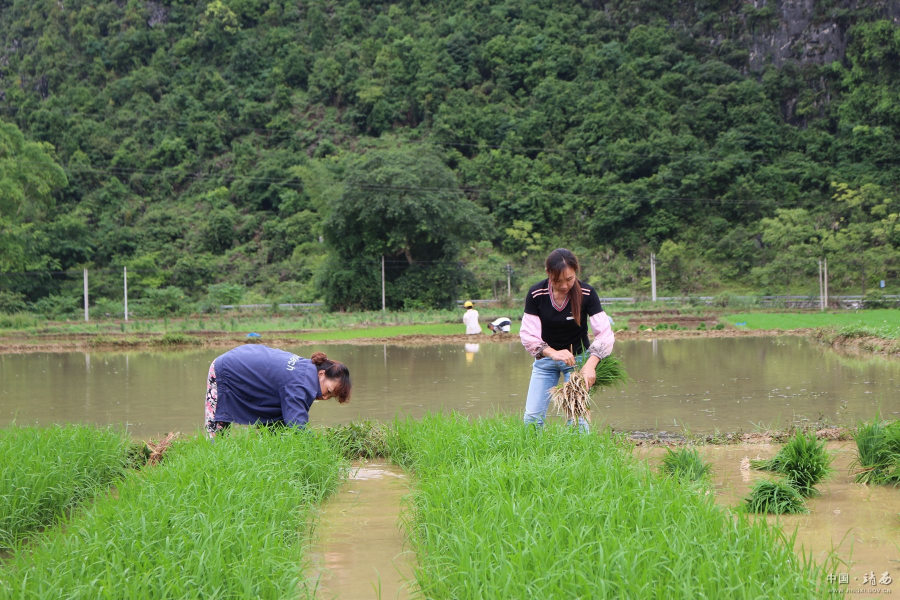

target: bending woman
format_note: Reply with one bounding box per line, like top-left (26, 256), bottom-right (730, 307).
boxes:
top-left (520, 248), bottom-right (615, 431)
top-left (204, 344), bottom-right (350, 439)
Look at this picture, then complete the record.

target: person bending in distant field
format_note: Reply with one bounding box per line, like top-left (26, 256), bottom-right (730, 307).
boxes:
top-left (487, 317), bottom-right (512, 334)
top-left (520, 248), bottom-right (615, 432)
top-left (204, 344), bottom-right (351, 439)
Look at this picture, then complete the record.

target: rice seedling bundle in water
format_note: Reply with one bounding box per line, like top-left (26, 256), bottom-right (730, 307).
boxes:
top-left (744, 479), bottom-right (808, 514)
top-left (660, 447), bottom-right (712, 482)
top-left (750, 431), bottom-right (833, 496)
top-left (550, 354), bottom-right (628, 424)
top-left (851, 419), bottom-right (900, 484)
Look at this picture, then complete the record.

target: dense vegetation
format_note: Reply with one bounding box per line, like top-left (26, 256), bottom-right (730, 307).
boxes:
top-left (0, 0), bottom-right (898, 314)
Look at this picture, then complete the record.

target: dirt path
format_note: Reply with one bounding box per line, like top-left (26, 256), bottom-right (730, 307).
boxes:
top-left (306, 462), bottom-right (415, 600)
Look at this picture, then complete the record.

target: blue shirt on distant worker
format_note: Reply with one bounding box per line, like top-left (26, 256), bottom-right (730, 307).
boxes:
top-left (213, 344), bottom-right (319, 427)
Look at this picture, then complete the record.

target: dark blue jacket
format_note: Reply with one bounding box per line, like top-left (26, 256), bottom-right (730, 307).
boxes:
top-left (213, 345), bottom-right (319, 427)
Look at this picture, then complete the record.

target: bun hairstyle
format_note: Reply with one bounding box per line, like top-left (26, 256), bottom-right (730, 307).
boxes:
top-left (545, 248), bottom-right (583, 325)
top-left (310, 352), bottom-right (352, 404)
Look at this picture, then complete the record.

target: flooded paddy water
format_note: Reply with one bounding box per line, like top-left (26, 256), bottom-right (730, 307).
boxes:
top-left (1, 336), bottom-right (897, 437)
top-left (640, 443), bottom-right (900, 585)
top-left (306, 463), bottom-right (414, 600)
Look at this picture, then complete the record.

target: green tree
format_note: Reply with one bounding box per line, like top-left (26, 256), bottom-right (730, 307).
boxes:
top-left (322, 146), bottom-right (490, 309)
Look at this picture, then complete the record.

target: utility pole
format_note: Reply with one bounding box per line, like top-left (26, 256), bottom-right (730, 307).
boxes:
top-left (124, 267), bottom-right (129, 321)
top-left (824, 258), bottom-right (829, 308)
top-left (83, 268), bottom-right (89, 322)
top-left (818, 260), bottom-right (824, 311)
top-left (381, 255), bottom-right (386, 312)
top-left (505, 264), bottom-right (512, 298)
top-left (650, 253), bottom-right (657, 302)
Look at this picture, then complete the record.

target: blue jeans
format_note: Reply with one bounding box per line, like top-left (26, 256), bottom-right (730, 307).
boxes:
top-left (523, 356), bottom-right (590, 432)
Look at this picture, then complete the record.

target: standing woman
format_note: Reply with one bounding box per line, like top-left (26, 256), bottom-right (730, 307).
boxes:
top-left (204, 344), bottom-right (351, 439)
top-left (520, 248), bottom-right (615, 431)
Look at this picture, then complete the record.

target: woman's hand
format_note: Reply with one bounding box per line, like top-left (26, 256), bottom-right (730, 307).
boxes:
top-left (548, 348), bottom-right (576, 366)
top-left (580, 363), bottom-right (596, 388)
top-left (580, 355), bottom-right (601, 388)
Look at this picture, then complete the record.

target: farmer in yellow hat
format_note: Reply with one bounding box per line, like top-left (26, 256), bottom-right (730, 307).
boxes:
top-left (463, 300), bottom-right (482, 335)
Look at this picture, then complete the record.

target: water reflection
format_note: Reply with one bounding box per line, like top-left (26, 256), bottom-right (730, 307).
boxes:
top-left (0, 337), bottom-right (898, 438)
top-left (465, 343), bottom-right (480, 365)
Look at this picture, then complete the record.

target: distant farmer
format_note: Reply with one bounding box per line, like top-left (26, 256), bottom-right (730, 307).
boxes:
top-left (487, 317), bottom-right (512, 334)
top-left (463, 300), bottom-right (482, 335)
top-left (520, 248), bottom-right (615, 430)
top-left (204, 344), bottom-right (351, 439)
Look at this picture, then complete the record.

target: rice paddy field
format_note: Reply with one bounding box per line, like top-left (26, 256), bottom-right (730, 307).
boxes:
top-left (0, 426), bottom-right (346, 599)
top-left (0, 417), bottom-right (855, 598)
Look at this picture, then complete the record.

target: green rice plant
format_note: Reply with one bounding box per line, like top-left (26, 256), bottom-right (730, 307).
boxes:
top-left (0, 428), bottom-right (346, 598)
top-left (0, 424), bottom-right (132, 550)
top-left (850, 419), bottom-right (900, 484)
top-left (660, 447), bottom-right (712, 482)
top-left (152, 332), bottom-right (203, 346)
top-left (744, 479), bottom-right (808, 514)
top-left (388, 414), bottom-right (827, 598)
top-left (750, 431), bottom-right (833, 496)
top-left (594, 354), bottom-right (629, 389)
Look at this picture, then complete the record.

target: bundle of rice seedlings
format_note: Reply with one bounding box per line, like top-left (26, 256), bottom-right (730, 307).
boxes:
top-left (851, 419), bottom-right (900, 484)
top-left (749, 431), bottom-right (833, 496)
top-left (550, 372), bottom-right (593, 423)
top-left (323, 420), bottom-right (390, 459)
top-left (744, 479), bottom-right (808, 514)
top-left (550, 355), bottom-right (628, 424)
top-left (660, 447), bottom-right (712, 482)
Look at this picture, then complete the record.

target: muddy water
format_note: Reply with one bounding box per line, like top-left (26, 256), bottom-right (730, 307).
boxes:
top-left (0, 337), bottom-right (898, 437)
top-left (639, 443), bottom-right (900, 583)
top-left (306, 463), bottom-right (415, 599)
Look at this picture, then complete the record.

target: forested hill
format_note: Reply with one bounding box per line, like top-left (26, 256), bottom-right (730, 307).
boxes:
top-left (0, 0), bottom-right (898, 313)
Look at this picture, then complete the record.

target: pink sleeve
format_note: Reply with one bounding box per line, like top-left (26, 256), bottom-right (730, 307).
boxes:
top-left (520, 313), bottom-right (547, 358)
top-left (587, 311), bottom-right (615, 360)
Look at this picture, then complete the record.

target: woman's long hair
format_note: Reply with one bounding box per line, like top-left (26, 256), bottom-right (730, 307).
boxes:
top-left (546, 248), bottom-right (582, 325)
top-left (310, 352), bottom-right (352, 404)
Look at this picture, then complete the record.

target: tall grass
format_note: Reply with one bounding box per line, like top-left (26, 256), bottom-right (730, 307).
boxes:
top-left (0, 428), bottom-right (346, 598)
top-left (0, 425), bottom-right (132, 551)
top-left (387, 414), bottom-right (827, 598)
top-left (0, 312), bottom-right (42, 330)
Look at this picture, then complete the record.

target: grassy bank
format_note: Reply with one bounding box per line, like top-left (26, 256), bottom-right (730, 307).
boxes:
top-left (0, 425), bottom-right (133, 551)
top-left (723, 310), bottom-right (900, 356)
top-left (0, 428), bottom-right (345, 598)
top-left (721, 309), bottom-right (900, 333)
top-left (387, 415), bottom-right (828, 598)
